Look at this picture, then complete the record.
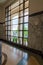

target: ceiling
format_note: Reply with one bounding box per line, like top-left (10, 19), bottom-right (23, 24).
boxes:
top-left (0, 0), bottom-right (17, 7)
top-left (0, 0), bottom-right (7, 6)
top-left (0, 0), bottom-right (7, 3)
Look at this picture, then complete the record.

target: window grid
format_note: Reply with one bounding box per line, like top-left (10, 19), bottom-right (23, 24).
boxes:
top-left (5, 0), bottom-right (29, 46)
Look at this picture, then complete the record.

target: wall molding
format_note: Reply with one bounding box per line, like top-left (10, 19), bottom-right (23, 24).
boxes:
top-left (29, 11), bottom-right (43, 17)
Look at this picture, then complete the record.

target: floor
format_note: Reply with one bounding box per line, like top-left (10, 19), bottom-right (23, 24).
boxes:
top-left (2, 43), bottom-right (43, 65)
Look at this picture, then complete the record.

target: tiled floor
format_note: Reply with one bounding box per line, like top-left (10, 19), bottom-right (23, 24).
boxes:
top-left (2, 43), bottom-right (43, 65)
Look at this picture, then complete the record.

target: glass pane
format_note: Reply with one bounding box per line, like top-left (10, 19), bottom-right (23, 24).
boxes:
top-left (11, 37), bottom-right (14, 42)
top-left (24, 31), bottom-right (28, 38)
top-left (7, 11), bottom-right (10, 16)
top-left (8, 21), bottom-right (10, 25)
top-left (20, 4), bottom-right (23, 10)
top-left (11, 19), bottom-right (18, 25)
top-left (5, 22), bottom-right (7, 25)
top-left (23, 38), bottom-right (28, 46)
top-left (11, 13), bottom-right (18, 19)
top-left (20, 11), bottom-right (23, 17)
top-left (6, 13), bottom-right (7, 17)
top-left (8, 26), bottom-right (10, 30)
top-left (9, 6), bottom-right (11, 10)
top-left (6, 26), bottom-right (7, 30)
top-left (19, 0), bottom-right (23, 4)
top-left (24, 8), bottom-right (28, 15)
top-left (11, 25), bottom-right (18, 30)
top-left (19, 31), bottom-right (22, 37)
top-left (19, 17), bottom-right (23, 23)
top-left (20, 24), bottom-right (23, 30)
top-left (5, 18), bottom-right (7, 21)
top-left (11, 30), bottom-right (18, 36)
top-left (8, 36), bottom-right (11, 41)
top-left (8, 31), bottom-right (10, 35)
top-left (24, 23), bottom-right (28, 30)
top-left (11, 6), bottom-right (19, 15)
top-left (6, 7), bottom-right (9, 12)
top-left (13, 36), bottom-right (18, 43)
top-left (25, 1), bottom-right (29, 8)
top-left (8, 16), bottom-right (10, 20)
top-left (11, 1), bottom-right (19, 9)
top-left (24, 16), bottom-right (28, 22)
top-left (6, 31), bottom-right (7, 35)
top-left (19, 38), bottom-right (22, 45)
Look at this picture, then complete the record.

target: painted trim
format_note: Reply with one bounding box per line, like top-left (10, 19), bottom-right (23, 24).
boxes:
top-left (29, 11), bottom-right (43, 17)
top-left (0, 22), bottom-right (5, 24)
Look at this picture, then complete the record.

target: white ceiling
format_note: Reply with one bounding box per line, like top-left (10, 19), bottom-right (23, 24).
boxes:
top-left (0, 0), bottom-right (7, 3)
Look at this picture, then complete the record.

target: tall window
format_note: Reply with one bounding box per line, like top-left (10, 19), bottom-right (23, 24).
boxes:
top-left (5, 0), bottom-right (29, 46)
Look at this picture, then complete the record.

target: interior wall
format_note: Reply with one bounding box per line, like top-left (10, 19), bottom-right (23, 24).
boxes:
top-left (0, 7), bottom-right (4, 23)
top-left (29, 0), bottom-right (43, 52)
top-left (0, 24), bottom-right (3, 39)
top-left (29, 0), bottom-right (43, 14)
top-left (0, 0), bottom-right (43, 52)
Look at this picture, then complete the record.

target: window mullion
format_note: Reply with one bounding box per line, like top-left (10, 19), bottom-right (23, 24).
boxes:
top-left (22, 0), bottom-right (25, 45)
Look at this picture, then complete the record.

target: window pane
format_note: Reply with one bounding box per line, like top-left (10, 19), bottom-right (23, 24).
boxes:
top-left (8, 31), bottom-right (10, 35)
top-left (6, 13), bottom-right (7, 17)
top-left (20, 24), bottom-right (23, 30)
top-left (25, 1), bottom-right (29, 8)
top-left (13, 36), bottom-right (18, 43)
top-left (19, 0), bottom-right (23, 4)
top-left (24, 16), bottom-right (28, 22)
top-left (11, 6), bottom-right (19, 15)
top-left (5, 22), bottom-right (7, 26)
top-left (11, 19), bottom-right (18, 25)
top-left (11, 13), bottom-right (18, 19)
top-left (19, 38), bottom-right (22, 45)
top-left (24, 8), bottom-right (28, 15)
top-left (8, 26), bottom-right (10, 30)
top-left (23, 38), bottom-right (28, 46)
top-left (11, 36), bottom-right (14, 42)
top-left (11, 30), bottom-right (18, 36)
top-left (20, 11), bottom-right (23, 17)
top-left (9, 6), bottom-right (11, 10)
top-left (24, 31), bottom-right (28, 38)
top-left (11, 1), bottom-right (19, 9)
top-left (6, 31), bottom-right (7, 35)
top-left (8, 21), bottom-right (10, 25)
top-left (8, 36), bottom-right (11, 41)
top-left (20, 4), bottom-right (23, 10)
top-left (5, 18), bottom-right (7, 21)
top-left (19, 17), bottom-right (23, 23)
top-left (7, 16), bottom-right (10, 20)
top-left (6, 26), bottom-right (7, 30)
top-left (19, 31), bottom-right (22, 37)
top-left (24, 23), bottom-right (28, 30)
top-left (6, 7), bottom-right (9, 13)
top-left (7, 11), bottom-right (10, 16)
top-left (11, 25), bottom-right (18, 30)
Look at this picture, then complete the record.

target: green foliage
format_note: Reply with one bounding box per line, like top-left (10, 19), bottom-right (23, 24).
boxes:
top-left (13, 37), bottom-right (17, 43)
